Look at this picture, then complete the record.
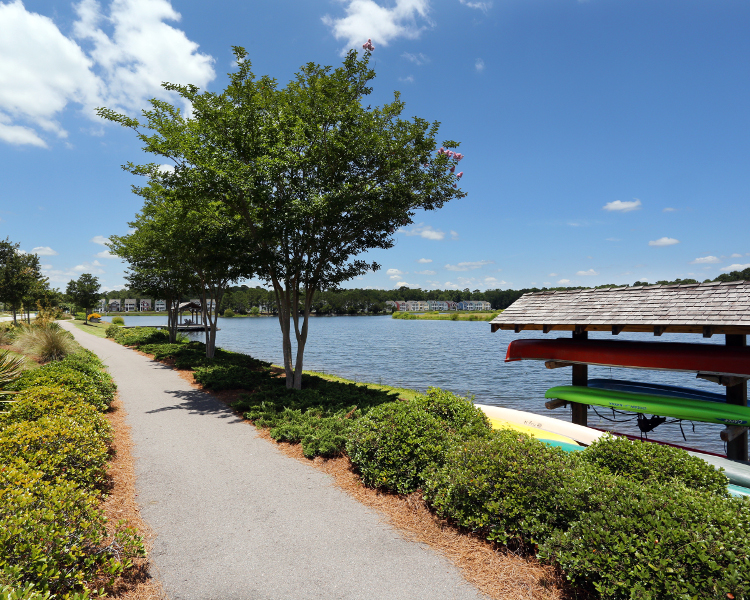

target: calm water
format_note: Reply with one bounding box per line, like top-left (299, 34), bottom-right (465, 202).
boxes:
top-left (105, 314), bottom-right (739, 454)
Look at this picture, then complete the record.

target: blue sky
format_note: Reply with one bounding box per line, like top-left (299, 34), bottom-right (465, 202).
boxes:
top-left (1, 0), bottom-right (748, 292)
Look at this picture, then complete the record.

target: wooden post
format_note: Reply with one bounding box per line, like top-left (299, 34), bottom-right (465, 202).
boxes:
top-left (571, 330), bottom-right (588, 426)
top-left (726, 334), bottom-right (748, 461)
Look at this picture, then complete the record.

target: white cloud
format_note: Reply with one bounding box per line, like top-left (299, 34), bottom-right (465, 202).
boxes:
top-left (398, 75), bottom-right (414, 83)
top-left (402, 51), bottom-right (428, 65)
top-left (605, 237), bottom-right (620, 242)
top-left (395, 280), bottom-right (419, 288)
top-left (548, 273), bottom-right (558, 277)
top-left (399, 223), bottom-right (445, 240)
top-left (415, 269), bottom-right (436, 275)
top-left (576, 269), bottom-right (599, 276)
top-left (450, 230), bottom-right (459, 240)
top-left (483, 276), bottom-right (506, 286)
top-left (557, 279), bottom-right (571, 284)
top-left (474, 58), bottom-right (485, 72)
top-left (459, 0), bottom-right (492, 12)
top-left (30, 246), bottom-right (58, 256)
top-left (690, 256), bottom-right (720, 264)
top-left (731, 253), bottom-right (743, 258)
top-left (0, 0), bottom-right (215, 147)
top-left (663, 207), bottom-right (676, 213)
top-left (322, 0), bottom-right (431, 53)
top-left (387, 268), bottom-right (405, 275)
top-left (444, 260), bottom-right (493, 272)
top-left (603, 198), bottom-right (642, 213)
top-left (73, 259), bottom-right (104, 274)
top-left (90, 235), bottom-right (109, 245)
top-left (444, 281), bottom-right (459, 289)
top-left (720, 263), bottom-right (750, 272)
top-left (96, 249), bottom-right (117, 259)
top-left (416, 258), bottom-right (432, 263)
top-left (648, 237), bottom-right (679, 247)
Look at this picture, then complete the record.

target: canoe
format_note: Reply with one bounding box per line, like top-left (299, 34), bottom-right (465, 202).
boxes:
top-left (544, 386), bottom-right (750, 426)
top-left (505, 338), bottom-right (750, 378)
top-left (587, 378), bottom-right (726, 403)
top-left (475, 404), bottom-right (603, 445)
top-left (684, 451), bottom-right (750, 488)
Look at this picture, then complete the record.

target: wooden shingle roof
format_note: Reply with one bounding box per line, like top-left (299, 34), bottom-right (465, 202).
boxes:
top-left (490, 280), bottom-right (750, 337)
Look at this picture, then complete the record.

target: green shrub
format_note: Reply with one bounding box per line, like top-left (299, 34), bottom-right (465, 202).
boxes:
top-left (424, 430), bottom-right (600, 547)
top-left (345, 390), bottom-right (489, 495)
top-left (0, 386), bottom-right (111, 441)
top-left (0, 582), bottom-right (52, 600)
top-left (8, 364), bottom-right (112, 411)
top-left (105, 324), bottom-right (119, 338)
top-left (0, 325), bottom-right (16, 346)
top-left (0, 416), bottom-right (109, 488)
top-left (74, 312), bottom-right (86, 321)
top-left (110, 316), bottom-right (124, 326)
top-left (223, 308), bottom-right (235, 317)
top-left (249, 306), bottom-right (260, 316)
top-left (193, 363), bottom-right (271, 390)
top-left (450, 313), bottom-right (458, 321)
top-left (112, 327), bottom-right (166, 346)
top-left (0, 465), bottom-right (144, 596)
top-left (540, 479), bottom-right (750, 599)
top-left (240, 376), bottom-right (398, 458)
top-left (580, 434), bottom-right (729, 496)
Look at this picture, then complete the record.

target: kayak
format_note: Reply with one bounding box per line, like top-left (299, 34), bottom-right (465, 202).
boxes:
top-left (475, 404), bottom-right (603, 445)
top-left (505, 338), bottom-right (750, 378)
top-left (544, 386), bottom-right (750, 426)
top-left (587, 378), bottom-right (727, 404)
top-left (477, 411), bottom-right (582, 446)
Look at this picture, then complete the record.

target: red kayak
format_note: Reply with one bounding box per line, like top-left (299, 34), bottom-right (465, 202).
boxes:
top-left (505, 338), bottom-right (750, 378)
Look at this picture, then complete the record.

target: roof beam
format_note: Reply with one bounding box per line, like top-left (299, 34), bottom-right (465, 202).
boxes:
top-left (514, 324), bottom-right (524, 333)
top-left (703, 326), bottom-right (713, 338)
top-left (611, 325), bottom-right (625, 335)
top-left (542, 324), bottom-right (555, 334)
top-left (574, 325), bottom-right (587, 335)
top-left (654, 326), bottom-right (665, 336)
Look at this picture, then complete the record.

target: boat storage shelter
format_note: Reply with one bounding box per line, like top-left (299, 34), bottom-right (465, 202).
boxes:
top-left (489, 280), bottom-right (750, 460)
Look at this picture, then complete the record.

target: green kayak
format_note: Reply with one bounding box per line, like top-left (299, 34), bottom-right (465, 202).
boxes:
top-left (544, 386), bottom-right (750, 427)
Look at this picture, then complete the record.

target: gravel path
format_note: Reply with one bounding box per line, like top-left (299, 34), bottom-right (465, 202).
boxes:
top-left (60, 322), bottom-right (484, 600)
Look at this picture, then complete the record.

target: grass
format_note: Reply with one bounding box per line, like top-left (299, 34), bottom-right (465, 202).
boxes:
top-left (71, 319), bottom-right (111, 338)
top-left (297, 368), bottom-right (423, 401)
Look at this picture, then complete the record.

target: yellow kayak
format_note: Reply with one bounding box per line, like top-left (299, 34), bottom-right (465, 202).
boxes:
top-left (485, 416), bottom-right (582, 446)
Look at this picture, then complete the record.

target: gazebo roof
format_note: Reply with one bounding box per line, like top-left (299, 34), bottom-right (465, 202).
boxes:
top-left (490, 280), bottom-right (750, 337)
top-left (177, 301), bottom-right (202, 311)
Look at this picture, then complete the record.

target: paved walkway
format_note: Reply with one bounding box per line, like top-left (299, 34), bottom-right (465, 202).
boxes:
top-left (60, 322), bottom-right (483, 600)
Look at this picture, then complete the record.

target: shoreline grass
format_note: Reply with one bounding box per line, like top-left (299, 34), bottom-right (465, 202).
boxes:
top-left (392, 311), bottom-right (501, 322)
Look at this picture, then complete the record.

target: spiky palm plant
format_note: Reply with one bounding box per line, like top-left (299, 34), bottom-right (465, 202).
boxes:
top-left (0, 349), bottom-right (25, 402)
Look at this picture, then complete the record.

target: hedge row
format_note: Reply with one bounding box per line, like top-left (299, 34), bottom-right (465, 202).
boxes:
top-left (0, 348), bottom-right (144, 598)
top-left (348, 393), bottom-right (750, 599)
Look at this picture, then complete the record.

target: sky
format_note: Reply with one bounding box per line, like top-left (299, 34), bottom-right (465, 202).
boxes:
top-left (1, 0), bottom-right (748, 293)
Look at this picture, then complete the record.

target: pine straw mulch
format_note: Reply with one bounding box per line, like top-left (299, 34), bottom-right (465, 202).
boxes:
top-left (121, 346), bottom-right (572, 600)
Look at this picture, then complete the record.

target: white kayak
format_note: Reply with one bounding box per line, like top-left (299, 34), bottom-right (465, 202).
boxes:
top-left (475, 404), bottom-right (605, 446)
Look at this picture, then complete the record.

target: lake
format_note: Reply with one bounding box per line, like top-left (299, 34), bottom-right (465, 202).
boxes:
top-left (105, 314), bottom-right (738, 454)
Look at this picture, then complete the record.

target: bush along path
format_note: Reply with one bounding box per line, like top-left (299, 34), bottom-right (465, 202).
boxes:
top-left (59, 322), bottom-right (487, 600)
top-left (0, 326), bottom-right (145, 600)
top-left (99, 326), bottom-right (750, 600)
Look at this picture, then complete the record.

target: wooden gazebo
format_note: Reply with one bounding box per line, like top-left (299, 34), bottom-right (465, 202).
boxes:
top-left (490, 280), bottom-right (750, 460)
top-left (177, 301), bottom-right (203, 326)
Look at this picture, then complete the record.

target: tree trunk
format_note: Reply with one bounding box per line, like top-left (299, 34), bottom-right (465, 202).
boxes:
top-left (167, 298), bottom-right (178, 343)
top-left (291, 289), bottom-right (314, 390)
top-left (272, 280), bottom-right (294, 389)
top-left (12, 306), bottom-right (17, 326)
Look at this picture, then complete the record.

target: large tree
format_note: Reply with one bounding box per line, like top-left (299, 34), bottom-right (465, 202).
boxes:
top-left (110, 183), bottom-right (256, 356)
top-left (66, 274), bottom-right (101, 324)
top-left (98, 47), bottom-right (466, 389)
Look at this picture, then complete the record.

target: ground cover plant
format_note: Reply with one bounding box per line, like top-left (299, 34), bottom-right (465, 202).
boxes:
top-left (105, 329), bottom-right (750, 599)
top-left (0, 343), bottom-right (144, 597)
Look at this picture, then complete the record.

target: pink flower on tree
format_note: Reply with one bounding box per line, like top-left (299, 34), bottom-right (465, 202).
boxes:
top-left (457, 172), bottom-right (463, 179)
top-left (446, 150), bottom-right (454, 158)
top-left (449, 165), bottom-right (455, 173)
top-left (438, 147), bottom-right (445, 154)
top-left (362, 38), bottom-right (375, 51)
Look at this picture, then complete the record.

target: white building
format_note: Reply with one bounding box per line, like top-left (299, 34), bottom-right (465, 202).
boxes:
top-left (123, 299), bottom-right (136, 312)
top-left (406, 300), bottom-right (429, 311)
top-left (154, 299), bottom-right (166, 312)
top-left (139, 299), bottom-right (152, 312)
top-left (457, 300), bottom-right (492, 311)
top-left (107, 299), bottom-right (121, 312)
top-left (97, 298), bottom-right (106, 312)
